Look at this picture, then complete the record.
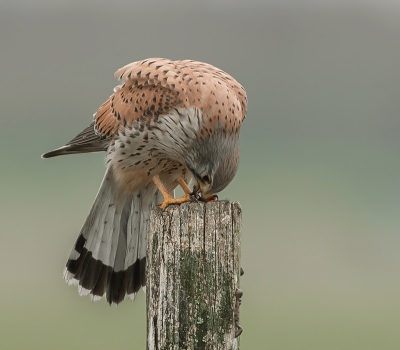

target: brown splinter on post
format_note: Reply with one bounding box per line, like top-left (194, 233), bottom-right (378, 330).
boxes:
top-left (235, 288), bottom-right (243, 337)
top-left (235, 268), bottom-right (244, 337)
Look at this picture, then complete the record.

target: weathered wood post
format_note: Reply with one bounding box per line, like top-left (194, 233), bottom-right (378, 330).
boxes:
top-left (146, 201), bottom-right (242, 350)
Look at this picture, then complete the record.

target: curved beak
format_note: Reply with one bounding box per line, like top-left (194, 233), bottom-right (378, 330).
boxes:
top-left (191, 180), bottom-right (218, 203)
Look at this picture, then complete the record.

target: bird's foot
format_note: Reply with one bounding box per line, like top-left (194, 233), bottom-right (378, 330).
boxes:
top-left (159, 193), bottom-right (192, 210)
top-left (153, 175), bottom-right (218, 210)
top-left (153, 175), bottom-right (193, 210)
top-left (234, 288), bottom-right (243, 337)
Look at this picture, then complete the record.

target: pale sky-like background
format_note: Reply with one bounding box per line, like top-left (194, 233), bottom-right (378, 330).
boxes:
top-left (1, 1), bottom-right (400, 349)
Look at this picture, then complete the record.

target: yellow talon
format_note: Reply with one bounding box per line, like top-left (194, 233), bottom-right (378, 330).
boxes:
top-left (152, 175), bottom-right (193, 210)
top-left (159, 193), bottom-right (192, 210)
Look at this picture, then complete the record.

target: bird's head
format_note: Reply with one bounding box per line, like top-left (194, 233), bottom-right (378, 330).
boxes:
top-left (184, 132), bottom-right (240, 200)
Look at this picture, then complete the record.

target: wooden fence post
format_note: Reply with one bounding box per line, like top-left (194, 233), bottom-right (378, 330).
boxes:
top-left (146, 201), bottom-right (242, 350)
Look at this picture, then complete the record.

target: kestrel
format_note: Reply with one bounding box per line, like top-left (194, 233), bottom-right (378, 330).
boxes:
top-left (42, 58), bottom-right (247, 304)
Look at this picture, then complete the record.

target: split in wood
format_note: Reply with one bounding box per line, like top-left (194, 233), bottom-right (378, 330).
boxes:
top-left (147, 201), bottom-right (242, 347)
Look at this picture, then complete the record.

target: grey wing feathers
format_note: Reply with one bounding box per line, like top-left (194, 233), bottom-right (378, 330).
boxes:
top-left (42, 122), bottom-right (108, 158)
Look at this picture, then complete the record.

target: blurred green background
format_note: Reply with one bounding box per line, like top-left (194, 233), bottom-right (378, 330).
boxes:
top-left (1, 1), bottom-right (400, 349)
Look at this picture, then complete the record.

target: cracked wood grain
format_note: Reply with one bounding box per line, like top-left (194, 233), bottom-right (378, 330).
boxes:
top-left (147, 201), bottom-right (242, 350)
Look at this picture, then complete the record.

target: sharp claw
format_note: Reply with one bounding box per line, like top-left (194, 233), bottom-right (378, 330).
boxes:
top-left (190, 194), bottom-right (199, 202)
top-left (159, 201), bottom-right (169, 210)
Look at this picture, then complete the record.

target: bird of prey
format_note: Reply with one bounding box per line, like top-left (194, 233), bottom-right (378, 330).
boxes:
top-left (42, 58), bottom-right (247, 305)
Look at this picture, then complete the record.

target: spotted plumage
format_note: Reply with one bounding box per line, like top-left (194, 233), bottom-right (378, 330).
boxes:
top-left (42, 58), bottom-right (247, 305)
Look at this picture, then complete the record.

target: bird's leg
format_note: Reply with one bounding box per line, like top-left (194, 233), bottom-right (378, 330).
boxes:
top-left (152, 175), bottom-right (192, 210)
top-left (177, 177), bottom-right (192, 195)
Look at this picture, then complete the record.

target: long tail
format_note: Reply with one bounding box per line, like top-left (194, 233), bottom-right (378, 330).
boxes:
top-left (63, 168), bottom-right (162, 304)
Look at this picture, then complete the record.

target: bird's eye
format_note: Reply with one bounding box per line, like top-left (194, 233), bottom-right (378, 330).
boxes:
top-left (201, 174), bottom-right (211, 185)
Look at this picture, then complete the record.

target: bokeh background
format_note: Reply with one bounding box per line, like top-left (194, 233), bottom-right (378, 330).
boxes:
top-left (1, 0), bottom-right (400, 349)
